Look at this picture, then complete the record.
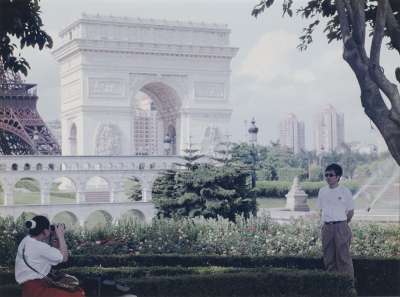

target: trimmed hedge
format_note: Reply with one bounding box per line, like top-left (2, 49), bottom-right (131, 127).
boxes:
top-left (254, 181), bottom-right (360, 198)
top-left (0, 267), bottom-right (355, 297)
top-left (60, 254), bottom-right (324, 269)
top-left (3, 255), bottom-right (398, 296)
top-left (354, 257), bottom-right (400, 296)
top-left (122, 270), bottom-right (355, 297)
top-left (61, 254), bottom-right (400, 296)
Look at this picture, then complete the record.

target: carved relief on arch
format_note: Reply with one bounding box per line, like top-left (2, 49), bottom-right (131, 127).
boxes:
top-left (94, 123), bottom-right (122, 156)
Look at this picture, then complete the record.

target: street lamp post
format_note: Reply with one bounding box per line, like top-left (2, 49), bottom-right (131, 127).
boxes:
top-left (248, 118), bottom-right (259, 188)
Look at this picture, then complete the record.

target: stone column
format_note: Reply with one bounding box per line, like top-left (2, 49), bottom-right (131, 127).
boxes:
top-left (4, 190), bottom-right (14, 206)
top-left (41, 190), bottom-right (50, 205)
top-left (110, 180), bottom-right (123, 203)
top-left (141, 174), bottom-right (158, 202)
top-left (3, 180), bottom-right (14, 206)
top-left (141, 185), bottom-right (152, 202)
top-left (40, 181), bottom-right (51, 205)
top-left (285, 177), bottom-right (310, 211)
top-left (76, 181), bottom-right (86, 204)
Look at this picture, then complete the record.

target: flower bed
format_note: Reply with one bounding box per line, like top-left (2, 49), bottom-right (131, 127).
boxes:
top-left (1, 215), bottom-right (399, 268)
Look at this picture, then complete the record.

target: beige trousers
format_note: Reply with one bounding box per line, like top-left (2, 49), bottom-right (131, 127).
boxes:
top-left (321, 221), bottom-right (354, 278)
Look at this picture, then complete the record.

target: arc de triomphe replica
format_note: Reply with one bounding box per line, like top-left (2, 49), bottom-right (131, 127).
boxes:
top-left (53, 14), bottom-right (238, 156)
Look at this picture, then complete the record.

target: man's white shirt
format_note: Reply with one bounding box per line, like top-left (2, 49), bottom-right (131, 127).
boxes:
top-left (317, 185), bottom-right (354, 222)
top-left (15, 235), bottom-right (63, 284)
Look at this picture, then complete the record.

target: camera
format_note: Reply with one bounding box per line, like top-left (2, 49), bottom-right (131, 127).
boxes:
top-left (50, 223), bottom-right (66, 231)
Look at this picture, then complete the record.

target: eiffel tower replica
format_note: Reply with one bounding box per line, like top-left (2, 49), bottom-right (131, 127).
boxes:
top-left (0, 62), bottom-right (61, 155)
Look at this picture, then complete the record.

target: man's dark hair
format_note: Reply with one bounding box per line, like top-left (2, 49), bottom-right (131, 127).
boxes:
top-left (325, 163), bottom-right (343, 177)
top-left (25, 215), bottom-right (50, 236)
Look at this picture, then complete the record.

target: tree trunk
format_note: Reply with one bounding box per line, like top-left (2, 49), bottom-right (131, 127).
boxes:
top-left (335, 0), bottom-right (400, 166)
top-left (343, 49), bottom-right (400, 166)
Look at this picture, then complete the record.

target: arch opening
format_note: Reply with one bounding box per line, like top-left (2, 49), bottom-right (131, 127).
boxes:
top-left (120, 209), bottom-right (145, 224)
top-left (16, 212), bottom-right (38, 225)
top-left (13, 178), bottom-right (41, 205)
top-left (49, 177), bottom-right (76, 204)
top-left (84, 210), bottom-right (112, 230)
top-left (84, 176), bottom-right (110, 203)
top-left (122, 176), bottom-right (142, 202)
top-left (52, 211), bottom-right (79, 229)
top-left (131, 82), bottom-right (180, 156)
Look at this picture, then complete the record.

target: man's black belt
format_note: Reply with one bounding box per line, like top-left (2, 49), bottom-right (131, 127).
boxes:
top-left (324, 220), bottom-right (346, 225)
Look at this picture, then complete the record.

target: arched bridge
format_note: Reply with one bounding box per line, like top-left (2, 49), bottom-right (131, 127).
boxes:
top-left (0, 155), bottom-right (184, 225)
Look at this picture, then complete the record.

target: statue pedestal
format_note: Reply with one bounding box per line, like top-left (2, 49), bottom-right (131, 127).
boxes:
top-left (285, 177), bottom-right (310, 211)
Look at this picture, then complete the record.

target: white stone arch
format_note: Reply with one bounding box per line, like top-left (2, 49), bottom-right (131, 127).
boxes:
top-left (52, 211), bottom-right (79, 228)
top-left (94, 122), bottom-right (123, 156)
top-left (13, 177), bottom-right (42, 205)
top-left (130, 79), bottom-right (183, 156)
top-left (84, 209), bottom-right (113, 229)
top-left (49, 176), bottom-right (77, 204)
top-left (84, 176), bottom-right (110, 203)
top-left (120, 209), bottom-right (146, 223)
top-left (129, 75), bottom-right (187, 108)
top-left (16, 211), bottom-right (39, 223)
top-left (69, 123), bottom-right (78, 155)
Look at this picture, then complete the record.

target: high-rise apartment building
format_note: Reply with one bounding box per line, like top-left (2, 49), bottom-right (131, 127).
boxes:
top-left (313, 104), bottom-right (345, 154)
top-left (133, 94), bottom-right (159, 155)
top-left (279, 113), bottom-right (305, 154)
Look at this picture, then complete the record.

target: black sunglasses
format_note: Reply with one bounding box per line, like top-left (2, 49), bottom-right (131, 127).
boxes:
top-left (324, 173), bottom-right (336, 178)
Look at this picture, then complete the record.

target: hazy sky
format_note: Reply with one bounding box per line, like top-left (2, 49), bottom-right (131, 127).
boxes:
top-left (20, 0), bottom-right (397, 150)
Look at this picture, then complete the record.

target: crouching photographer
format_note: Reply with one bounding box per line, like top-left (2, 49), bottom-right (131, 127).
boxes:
top-left (15, 215), bottom-right (85, 297)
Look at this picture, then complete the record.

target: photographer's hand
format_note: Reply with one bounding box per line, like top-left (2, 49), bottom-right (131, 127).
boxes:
top-left (55, 224), bottom-right (69, 262)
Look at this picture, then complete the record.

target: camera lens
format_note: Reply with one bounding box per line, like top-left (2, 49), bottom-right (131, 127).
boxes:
top-left (50, 223), bottom-right (66, 231)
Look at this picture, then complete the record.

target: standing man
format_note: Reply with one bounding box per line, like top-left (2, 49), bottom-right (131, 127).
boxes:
top-left (317, 163), bottom-right (355, 277)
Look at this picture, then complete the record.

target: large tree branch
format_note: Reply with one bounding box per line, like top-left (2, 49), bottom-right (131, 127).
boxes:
top-left (349, 0), bottom-right (365, 45)
top-left (370, 0), bottom-right (387, 66)
top-left (369, 0), bottom-right (400, 123)
top-left (336, 0), bottom-right (351, 38)
top-left (386, 2), bottom-right (400, 55)
top-left (350, 0), bottom-right (369, 63)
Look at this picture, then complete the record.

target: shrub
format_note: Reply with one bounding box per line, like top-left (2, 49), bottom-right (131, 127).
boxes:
top-left (0, 215), bottom-right (398, 267)
top-left (254, 181), bottom-right (360, 198)
top-left (153, 164), bottom-right (256, 221)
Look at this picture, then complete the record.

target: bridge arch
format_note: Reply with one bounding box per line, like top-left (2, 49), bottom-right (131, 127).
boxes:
top-left (122, 176), bottom-right (142, 202)
top-left (16, 211), bottom-right (38, 224)
top-left (49, 177), bottom-right (76, 204)
top-left (120, 209), bottom-right (145, 223)
top-left (84, 176), bottom-right (110, 203)
top-left (52, 211), bottom-right (79, 229)
top-left (85, 210), bottom-right (113, 229)
top-left (13, 177), bottom-right (41, 205)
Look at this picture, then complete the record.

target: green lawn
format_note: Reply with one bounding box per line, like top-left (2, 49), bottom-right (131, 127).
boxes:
top-left (256, 197), bottom-right (317, 209)
top-left (256, 195), bottom-right (392, 211)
